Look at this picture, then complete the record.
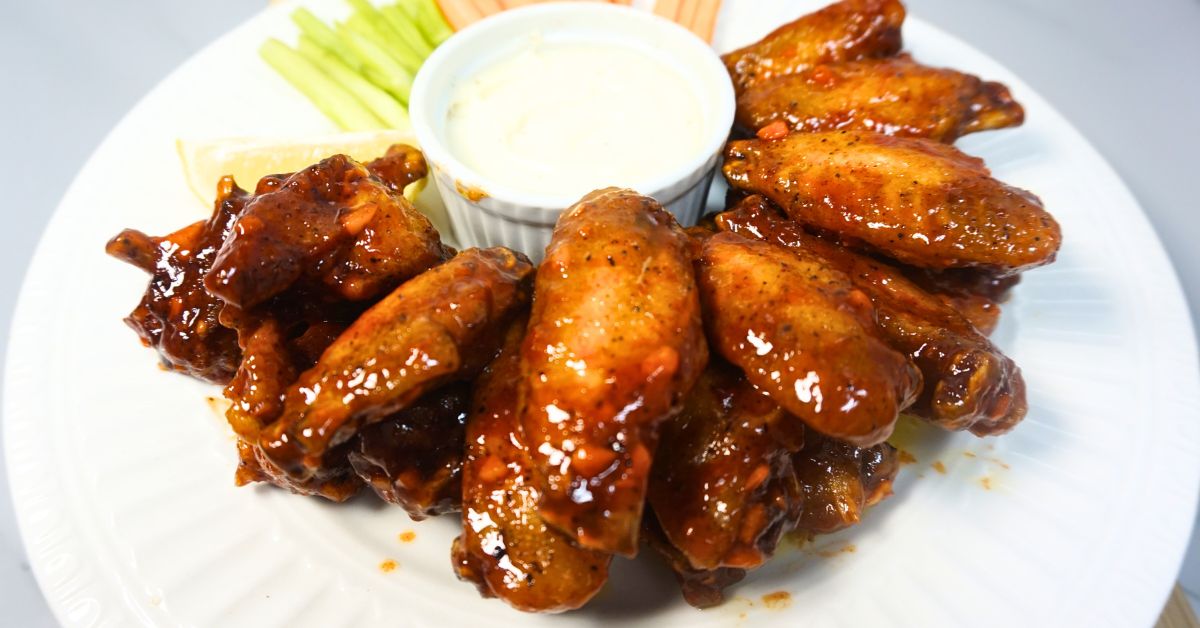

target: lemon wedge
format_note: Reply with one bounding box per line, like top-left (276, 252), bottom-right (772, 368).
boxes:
top-left (177, 129), bottom-right (427, 205)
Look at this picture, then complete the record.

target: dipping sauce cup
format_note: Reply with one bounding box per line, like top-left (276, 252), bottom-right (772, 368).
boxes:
top-left (409, 2), bottom-right (736, 259)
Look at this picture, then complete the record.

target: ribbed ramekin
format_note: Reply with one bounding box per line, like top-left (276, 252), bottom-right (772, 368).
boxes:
top-left (408, 2), bottom-right (735, 261)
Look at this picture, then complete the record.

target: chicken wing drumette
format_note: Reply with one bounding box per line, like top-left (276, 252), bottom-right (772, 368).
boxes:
top-left (649, 360), bottom-right (803, 571)
top-left (520, 188), bottom-right (707, 556)
top-left (453, 317), bottom-right (612, 613)
top-left (793, 431), bottom-right (900, 534)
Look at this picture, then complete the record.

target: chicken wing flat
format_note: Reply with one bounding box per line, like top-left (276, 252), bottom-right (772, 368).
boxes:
top-left (349, 382), bottom-right (471, 519)
top-left (722, 0), bottom-right (905, 92)
top-left (793, 431), bottom-right (899, 534)
top-left (717, 197), bottom-right (1027, 435)
top-left (697, 232), bottom-right (920, 447)
top-left (649, 360), bottom-right (802, 571)
top-left (205, 147), bottom-right (450, 310)
top-left (643, 515), bottom-right (747, 609)
top-left (723, 130), bottom-right (1062, 273)
top-left (258, 247), bottom-right (533, 479)
top-left (453, 317), bottom-right (611, 613)
top-left (520, 188), bottom-right (707, 556)
top-left (105, 177), bottom-right (247, 383)
top-left (736, 54), bottom-right (1024, 142)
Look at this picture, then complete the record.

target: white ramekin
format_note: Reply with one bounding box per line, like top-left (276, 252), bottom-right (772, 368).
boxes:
top-left (409, 2), bottom-right (735, 261)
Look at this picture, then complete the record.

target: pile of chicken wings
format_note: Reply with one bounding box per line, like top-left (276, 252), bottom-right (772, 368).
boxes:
top-left (107, 0), bottom-right (1060, 614)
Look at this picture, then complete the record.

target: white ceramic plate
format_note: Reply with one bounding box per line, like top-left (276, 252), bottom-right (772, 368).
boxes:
top-left (6, 1), bottom-right (1200, 626)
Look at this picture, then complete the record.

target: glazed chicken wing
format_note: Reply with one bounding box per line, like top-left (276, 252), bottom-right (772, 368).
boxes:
top-left (349, 382), bottom-right (471, 519)
top-left (205, 147), bottom-right (450, 310)
top-left (723, 0), bottom-right (905, 92)
top-left (717, 197), bottom-right (1027, 435)
top-left (723, 131), bottom-right (1062, 273)
top-left (105, 178), bottom-right (247, 383)
top-left (697, 232), bottom-right (920, 446)
top-left (258, 247), bottom-right (533, 479)
top-left (793, 431), bottom-right (899, 534)
top-left (643, 515), bottom-right (747, 609)
top-left (453, 318), bottom-right (611, 613)
top-left (736, 54), bottom-right (1024, 142)
top-left (520, 188), bottom-right (707, 556)
top-left (649, 360), bottom-right (802, 571)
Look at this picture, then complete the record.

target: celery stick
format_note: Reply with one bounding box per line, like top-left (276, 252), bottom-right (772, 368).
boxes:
top-left (344, 14), bottom-right (422, 74)
top-left (336, 23), bottom-right (415, 102)
top-left (411, 0), bottom-right (453, 46)
top-left (296, 36), bottom-right (410, 129)
top-left (347, 0), bottom-right (432, 60)
top-left (362, 66), bottom-right (412, 105)
top-left (259, 38), bottom-right (384, 131)
top-left (291, 8), bottom-right (363, 70)
top-left (379, 4), bottom-right (434, 58)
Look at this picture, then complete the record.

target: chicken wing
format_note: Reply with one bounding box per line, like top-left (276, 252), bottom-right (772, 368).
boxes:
top-left (901, 266), bottom-right (1019, 334)
top-left (649, 360), bottom-right (802, 571)
top-left (105, 177), bottom-right (247, 383)
top-left (349, 382), bottom-right (471, 519)
top-left (793, 431), bottom-right (899, 534)
top-left (520, 188), bottom-right (707, 556)
top-left (717, 197), bottom-right (1027, 435)
top-left (722, 0), bottom-right (905, 92)
top-left (643, 515), bottom-right (747, 609)
top-left (258, 247), bottom-right (534, 479)
top-left (227, 317), bottom-right (365, 501)
top-left (723, 130), bottom-right (1062, 272)
top-left (697, 232), bottom-right (919, 446)
top-left (453, 317), bottom-right (611, 613)
top-left (205, 147), bottom-right (450, 309)
top-left (736, 54), bottom-right (1024, 142)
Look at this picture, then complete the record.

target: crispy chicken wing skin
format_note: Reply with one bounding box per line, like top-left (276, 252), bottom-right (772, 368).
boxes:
top-left (520, 188), bottom-right (707, 556)
top-left (205, 148), bottom-right (450, 309)
top-left (258, 247), bottom-right (534, 479)
top-left (349, 383), bottom-right (471, 519)
top-left (105, 177), bottom-right (247, 383)
top-left (736, 54), bottom-right (1024, 142)
top-left (453, 318), bottom-right (611, 613)
top-left (717, 197), bottom-right (1027, 435)
top-left (643, 516), bottom-right (747, 609)
top-left (723, 131), bottom-right (1062, 273)
top-left (696, 232), bottom-right (920, 447)
top-left (722, 0), bottom-right (905, 92)
top-left (649, 361), bottom-right (802, 571)
top-left (793, 431), bottom-right (899, 534)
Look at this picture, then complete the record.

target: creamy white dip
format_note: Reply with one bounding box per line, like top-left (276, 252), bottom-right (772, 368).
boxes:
top-left (444, 39), bottom-right (705, 198)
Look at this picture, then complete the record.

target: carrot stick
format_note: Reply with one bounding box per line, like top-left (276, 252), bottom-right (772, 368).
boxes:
top-left (653, 0), bottom-right (681, 23)
top-left (501, 0), bottom-right (542, 8)
top-left (677, 0), bottom-right (698, 33)
top-left (472, 0), bottom-right (505, 19)
top-left (435, 0), bottom-right (483, 30)
top-left (691, 0), bottom-right (721, 42)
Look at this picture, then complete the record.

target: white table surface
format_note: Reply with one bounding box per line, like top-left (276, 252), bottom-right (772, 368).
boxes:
top-left (2, 1), bottom-right (1198, 625)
